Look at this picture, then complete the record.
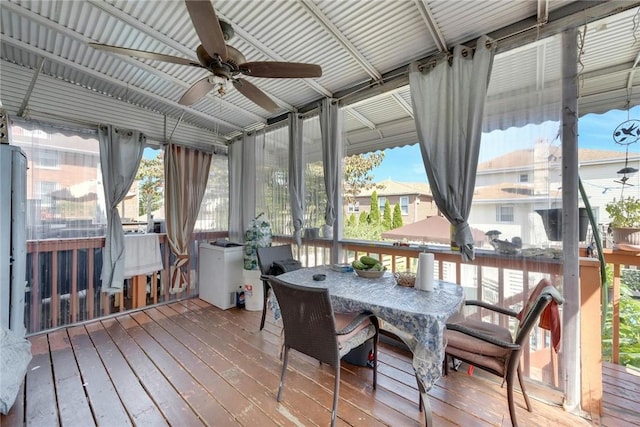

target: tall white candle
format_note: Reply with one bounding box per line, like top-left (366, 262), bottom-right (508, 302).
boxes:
top-left (418, 252), bottom-right (432, 291)
top-left (424, 252), bottom-right (434, 291)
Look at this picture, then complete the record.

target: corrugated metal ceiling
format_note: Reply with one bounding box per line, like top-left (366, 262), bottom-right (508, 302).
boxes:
top-left (1, 0), bottom-right (640, 151)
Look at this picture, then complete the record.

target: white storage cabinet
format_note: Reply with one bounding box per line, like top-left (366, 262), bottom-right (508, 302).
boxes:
top-left (198, 243), bottom-right (244, 310)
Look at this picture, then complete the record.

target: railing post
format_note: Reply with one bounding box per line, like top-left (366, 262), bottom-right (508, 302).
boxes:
top-left (580, 257), bottom-right (602, 418)
top-left (612, 263), bottom-right (620, 365)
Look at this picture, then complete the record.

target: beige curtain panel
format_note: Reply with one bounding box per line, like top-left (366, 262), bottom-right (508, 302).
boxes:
top-left (165, 144), bottom-right (212, 294)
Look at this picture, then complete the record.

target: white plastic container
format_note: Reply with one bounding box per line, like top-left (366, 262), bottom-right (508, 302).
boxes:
top-left (242, 269), bottom-right (264, 311)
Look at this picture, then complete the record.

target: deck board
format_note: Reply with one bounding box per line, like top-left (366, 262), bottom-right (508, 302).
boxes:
top-left (3, 298), bottom-right (639, 426)
top-left (66, 324), bottom-right (131, 426)
top-left (48, 329), bottom-right (94, 426)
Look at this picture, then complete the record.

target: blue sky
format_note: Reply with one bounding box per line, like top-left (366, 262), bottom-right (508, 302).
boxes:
top-left (371, 106), bottom-right (640, 183)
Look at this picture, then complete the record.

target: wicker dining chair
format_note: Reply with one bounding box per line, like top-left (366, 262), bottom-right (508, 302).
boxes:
top-left (444, 279), bottom-right (564, 427)
top-left (256, 245), bottom-right (298, 330)
top-left (266, 276), bottom-right (379, 427)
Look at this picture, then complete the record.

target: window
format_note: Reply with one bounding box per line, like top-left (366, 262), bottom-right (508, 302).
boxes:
top-left (196, 153), bottom-right (229, 231)
top-left (256, 125), bottom-right (291, 235)
top-left (400, 196), bottom-right (409, 215)
top-left (347, 201), bottom-right (360, 213)
top-left (11, 121), bottom-right (103, 239)
top-left (496, 206), bottom-right (514, 223)
top-left (519, 173), bottom-right (529, 182)
top-left (378, 197), bottom-right (386, 212)
top-left (36, 150), bottom-right (59, 169)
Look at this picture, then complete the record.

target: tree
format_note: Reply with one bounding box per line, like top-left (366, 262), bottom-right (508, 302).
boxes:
top-left (136, 153), bottom-right (164, 226)
top-left (369, 191), bottom-right (380, 225)
top-left (343, 152), bottom-right (385, 204)
top-left (382, 199), bottom-right (392, 230)
top-left (392, 204), bottom-right (403, 229)
top-left (346, 213), bottom-right (357, 227)
top-left (359, 210), bottom-right (369, 225)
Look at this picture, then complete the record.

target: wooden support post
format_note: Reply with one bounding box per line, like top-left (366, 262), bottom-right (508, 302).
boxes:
top-left (131, 275), bottom-right (148, 308)
top-left (579, 258), bottom-right (603, 419)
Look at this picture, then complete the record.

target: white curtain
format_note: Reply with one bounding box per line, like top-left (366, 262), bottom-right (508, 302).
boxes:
top-left (288, 112), bottom-right (304, 246)
top-left (409, 35), bottom-right (495, 261)
top-left (320, 98), bottom-right (342, 236)
top-left (165, 144), bottom-right (212, 293)
top-left (228, 132), bottom-right (257, 242)
top-left (98, 125), bottom-right (145, 292)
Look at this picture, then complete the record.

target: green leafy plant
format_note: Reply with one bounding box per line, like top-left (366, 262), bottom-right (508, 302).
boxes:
top-left (605, 196), bottom-right (640, 228)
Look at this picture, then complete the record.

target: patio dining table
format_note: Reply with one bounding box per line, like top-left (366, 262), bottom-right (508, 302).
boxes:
top-left (276, 265), bottom-right (466, 424)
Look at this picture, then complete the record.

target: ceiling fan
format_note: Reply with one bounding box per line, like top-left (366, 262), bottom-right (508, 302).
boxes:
top-left (89, 0), bottom-right (322, 112)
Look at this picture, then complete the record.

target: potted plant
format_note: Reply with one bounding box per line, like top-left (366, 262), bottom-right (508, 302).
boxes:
top-left (605, 196), bottom-right (640, 249)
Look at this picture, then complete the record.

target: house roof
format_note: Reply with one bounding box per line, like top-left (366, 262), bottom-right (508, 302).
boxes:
top-left (357, 179), bottom-right (432, 198)
top-left (2, 1), bottom-right (639, 152)
top-left (477, 147), bottom-right (627, 171)
top-left (473, 183), bottom-right (537, 201)
top-left (381, 215), bottom-right (486, 245)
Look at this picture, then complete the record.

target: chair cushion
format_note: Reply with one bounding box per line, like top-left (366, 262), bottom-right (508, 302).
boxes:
top-left (445, 319), bottom-right (513, 358)
top-left (335, 313), bottom-right (376, 358)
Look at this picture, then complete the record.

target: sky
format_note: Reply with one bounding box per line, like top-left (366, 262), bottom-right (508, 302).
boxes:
top-left (371, 106), bottom-right (640, 183)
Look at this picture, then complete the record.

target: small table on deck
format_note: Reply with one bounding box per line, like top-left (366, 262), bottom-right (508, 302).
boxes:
top-left (276, 265), bottom-right (465, 424)
top-left (124, 233), bottom-right (163, 308)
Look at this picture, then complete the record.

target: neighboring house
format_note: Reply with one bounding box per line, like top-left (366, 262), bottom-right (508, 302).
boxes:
top-left (11, 124), bottom-right (139, 238)
top-left (348, 179), bottom-right (437, 224)
top-left (470, 139), bottom-right (639, 246)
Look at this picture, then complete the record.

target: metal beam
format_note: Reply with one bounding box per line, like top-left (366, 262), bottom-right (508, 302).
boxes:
top-left (414, 0), bottom-right (448, 52)
top-left (299, 0), bottom-right (382, 81)
top-left (2, 36), bottom-right (242, 133)
top-left (392, 93), bottom-right (414, 119)
top-left (3, 1), bottom-right (261, 127)
top-left (17, 58), bottom-right (45, 118)
top-left (626, 49), bottom-right (640, 92)
top-left (333, 0), bottom-right (639, 105)
top-left (344, 107), bottom-right (376, 130)
top-left (86, 0), bottom-right (197, 60)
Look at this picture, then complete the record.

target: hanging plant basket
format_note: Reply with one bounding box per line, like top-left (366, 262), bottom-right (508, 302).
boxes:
top-left (535, 208), bottom-right (588, 242)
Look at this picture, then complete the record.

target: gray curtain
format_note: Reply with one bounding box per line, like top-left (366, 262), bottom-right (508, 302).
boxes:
top-left (98, 125), bottom-right (145, 292)
top-left (228, 132), bottom-right (257, 243)
top-left (164, 144), bottom-right (211, 293)
top-left (320, 98), bottom-right (342, 236)
top-left (409, 35), bottom-right (495, 261)
top-left (288, 112), bottom-right (304, 246)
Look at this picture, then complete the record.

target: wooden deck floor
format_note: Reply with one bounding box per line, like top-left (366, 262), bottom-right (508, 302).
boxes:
top-left (2, 299), bottom-right (638, 426)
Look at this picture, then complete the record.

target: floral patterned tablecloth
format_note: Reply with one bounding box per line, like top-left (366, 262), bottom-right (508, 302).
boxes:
top-left (276, 265), bottom-right (465, 394)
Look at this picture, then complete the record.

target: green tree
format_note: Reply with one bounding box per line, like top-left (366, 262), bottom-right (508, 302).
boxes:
top-left (343, 152), bottom-right (385, 205)
top-left (346, 213), bottom-right (357, 227)
top-left (359, 210), bottom-right (369, 225)
top-left (382, 199), bottom-right (392, 230)
top-left (392, 204), bottom-right (403, 229)
top-left (370, 191), bottom-right (380, 225)
top-left (136, 153), bottom-right (164, 225)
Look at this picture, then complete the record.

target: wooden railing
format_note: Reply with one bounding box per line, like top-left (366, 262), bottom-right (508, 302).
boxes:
top-left (24, 233), bottom-right (607, 416)
top-left (277, 236), bottom-right (603, 416)
top-left (24, 231), bottom-right (225, 334)
top-left (582, 248), bottom-right (640, 366)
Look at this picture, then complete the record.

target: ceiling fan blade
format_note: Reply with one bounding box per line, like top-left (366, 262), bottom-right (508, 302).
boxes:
top-left (232, 78), bottom-right (279, 112)
top-left (179, 76), bottom-right (215, 106)
top-left (241, 62), bottom-right (322, 78)
top-left (89, 43), bottom-right (201, 67)
top-left (185, 0), bottom-right (228, 61)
